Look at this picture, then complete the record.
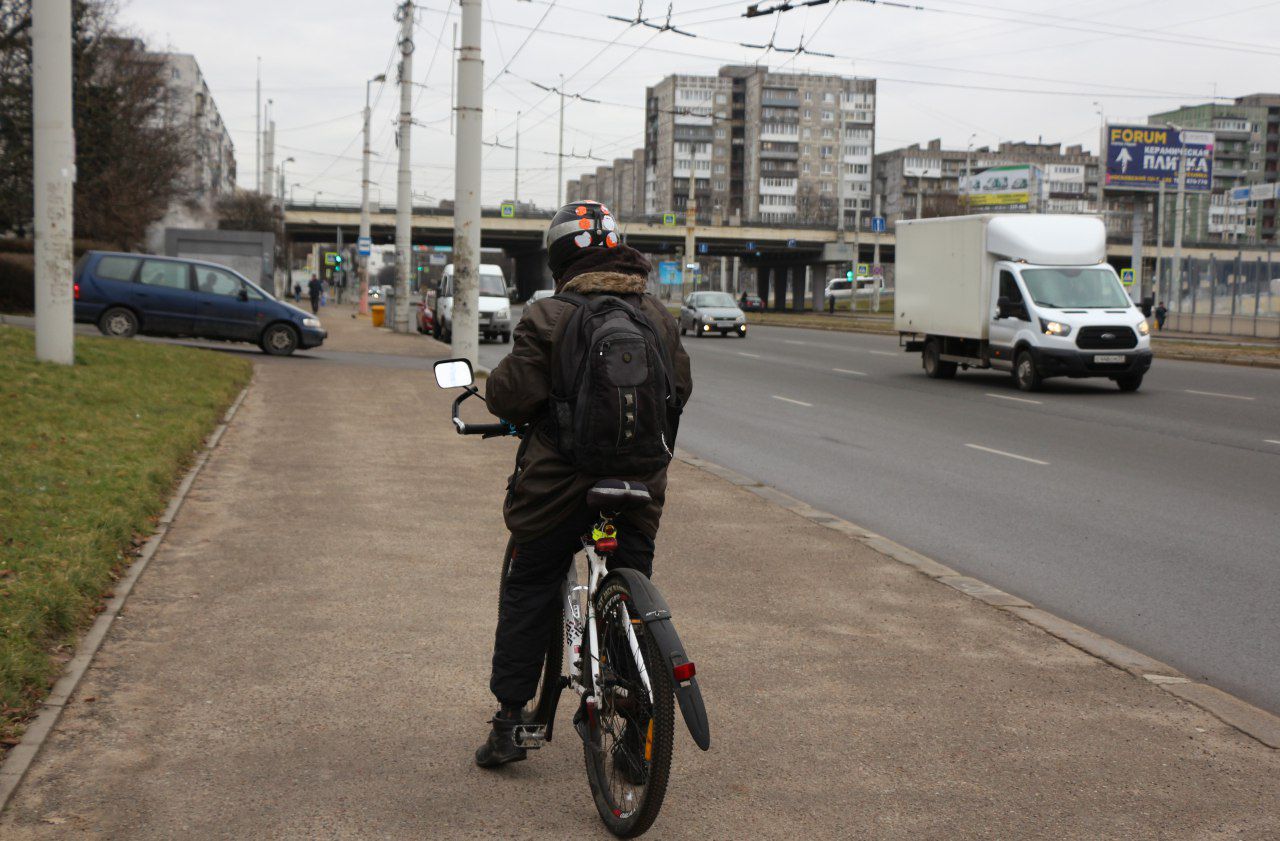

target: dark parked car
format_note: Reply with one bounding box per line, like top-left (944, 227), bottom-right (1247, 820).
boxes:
top-left (738, 293), bottom-right (765, 312)
top-left (73, 251), bottom-right (326, 356)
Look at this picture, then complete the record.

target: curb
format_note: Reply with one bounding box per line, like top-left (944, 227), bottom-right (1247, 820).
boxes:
top-left (674, 449), bottom-right (1280, 750)
top-left (0, 381), bottom-right (254, 813)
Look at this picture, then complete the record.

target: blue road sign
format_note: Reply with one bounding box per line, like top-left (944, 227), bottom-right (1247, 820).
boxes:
top-left (871, 216), bottom-right (886, 233)
top-left (658, 261), bottom-right (682, 286)
top-left (1105, 124), bottom-right (1213, 192)
top-left (698, 242), bottom-right (709, 254)
top-left (787, 238), bottom-right (797, 248)
top-left (357, 236), bottom-right (372, 257)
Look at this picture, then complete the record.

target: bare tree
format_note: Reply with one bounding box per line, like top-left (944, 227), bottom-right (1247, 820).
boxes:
top-left (0, 0), bottom-right (191, 247)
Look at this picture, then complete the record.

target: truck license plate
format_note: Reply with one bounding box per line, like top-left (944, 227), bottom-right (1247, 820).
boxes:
top-left (1094, 354), bottom-right (1125, 364)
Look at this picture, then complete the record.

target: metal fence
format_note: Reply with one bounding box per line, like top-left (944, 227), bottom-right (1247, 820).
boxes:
top-left (1156, 251), bottom-right (1280, 338)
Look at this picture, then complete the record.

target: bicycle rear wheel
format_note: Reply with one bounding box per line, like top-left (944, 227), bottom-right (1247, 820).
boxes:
top-left (584, 576), bottom-right (675, 838)
top-left (499, 539), bottom-right (563, 725)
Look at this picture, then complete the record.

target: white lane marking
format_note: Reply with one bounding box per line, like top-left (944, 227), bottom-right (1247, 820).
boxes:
top-left (772, 395), bottom-right (813, 407)
top-left (868, 350), bottom-right (896, 357)
top-left (985, 392), bottom-right (1043, 405)
top-left (737, 352), bottom-right (762, 359)
top-left (1265, 439), bottom-right (1280, 445)
top-left (832, 368), bottom-right (868, 376)
top-left (964, 443), bottom-right (1050, 466)
top-left (1185, 389), bottom-right (1255, 401)
top-left (783, 339), bottom-right (811, 346)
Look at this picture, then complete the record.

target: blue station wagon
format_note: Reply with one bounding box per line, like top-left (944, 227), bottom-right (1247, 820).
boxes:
top-left (73, 251), bottom-right (326, 355)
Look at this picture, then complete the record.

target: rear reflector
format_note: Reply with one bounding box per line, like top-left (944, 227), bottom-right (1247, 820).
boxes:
top-left (673, 661), bottom-right (696, 682)
top-left (595, 537), bottom-right (618, 553)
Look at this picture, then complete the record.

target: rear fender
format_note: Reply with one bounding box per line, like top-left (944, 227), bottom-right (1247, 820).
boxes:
top-left (604, 568), bottom-right (711, 751)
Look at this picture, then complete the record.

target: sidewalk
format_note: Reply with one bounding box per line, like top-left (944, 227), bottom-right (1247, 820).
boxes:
top-left (2, 316), bottom-right (1277, 839)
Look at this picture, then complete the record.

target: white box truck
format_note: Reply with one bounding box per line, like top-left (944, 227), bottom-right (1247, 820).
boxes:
top-left (895, 214), bottom-right (1152, 392)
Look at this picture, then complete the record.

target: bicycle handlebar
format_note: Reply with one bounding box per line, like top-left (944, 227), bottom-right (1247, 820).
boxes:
top-left (450, 386), bottom-right (521, 438)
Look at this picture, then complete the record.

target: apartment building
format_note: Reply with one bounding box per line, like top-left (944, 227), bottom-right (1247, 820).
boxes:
top-left (1149, 95), bottom-right (1278, 243)
top-left (563, 149), bottom-right (647, 221)
top-left (875, 139), bottom-right (1098, 227)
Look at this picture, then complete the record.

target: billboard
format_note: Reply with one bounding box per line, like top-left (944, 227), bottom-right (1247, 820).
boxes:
top-left (1104, 125), bottom-right (1213, 192)
top-left (1229, 183), bottom-right (1277, 203)
top-left (658, 261), bottom-right (682, 286)
top-left (962, 164), bottom-right (1034, 209)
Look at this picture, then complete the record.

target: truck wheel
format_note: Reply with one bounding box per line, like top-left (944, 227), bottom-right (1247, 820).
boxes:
top-left (1114, 373), bottom-right (1143, 392)
top-left (923, 339), bottom-right (957, 379)
top-left (1013, 350), bottom-right (1042, 392)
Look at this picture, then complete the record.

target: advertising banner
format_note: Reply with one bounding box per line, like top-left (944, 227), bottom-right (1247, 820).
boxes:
top-left (658, 261), bottom-right (682, 286)
top-left (962, 164), bottom-right (1033, 209)
top-left (1104, 125), bottom-right (1213, 192)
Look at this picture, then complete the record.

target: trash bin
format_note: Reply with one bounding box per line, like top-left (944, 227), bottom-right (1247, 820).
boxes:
top-left (370, 304), bottom-right (386, 327)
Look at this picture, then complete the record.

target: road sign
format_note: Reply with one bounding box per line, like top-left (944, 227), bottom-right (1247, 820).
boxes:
top-left (697, 243), bottom-right (709, 254)
top-left (658, 261), bottom-right (681, 285)
top-left (357, 236), bottom-right (371, 257)
top-left (662, 212), bottom-right (676, 226)
top-left (500, 202), bottom-right (515, 218)
top-left (427, 253), bottom-right (447, 266)
top-left (745, 241), bottom-right (755, 251)
top-left (324, 251), bottom-right (339, 266)
top-left (786, 238), bottom-right (797, 248)
top-left (1229, 183), bottom-right (1277, 203)
top-left (856, 264), bottom-right (870, 278)
top-left (1105, 124), bottom-right (1213, 192)
top-left (1120, 268), bottom-right (1135, 286)
top-left (871, 216), bottom-right (886, 233)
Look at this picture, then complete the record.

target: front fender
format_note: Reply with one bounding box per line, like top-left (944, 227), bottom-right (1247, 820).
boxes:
top-left (604, 568), bottom-right (711, 751)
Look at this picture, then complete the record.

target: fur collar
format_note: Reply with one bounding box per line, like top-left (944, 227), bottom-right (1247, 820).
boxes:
top-left (559, 271), bottom-right (648, 296)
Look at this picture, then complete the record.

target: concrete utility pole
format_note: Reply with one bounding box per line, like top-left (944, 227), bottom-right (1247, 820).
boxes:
top-left (32, 0), bottom-right (75, 365)
top-left (1130, 197), bottom-right (1144, 305)
top-left (556, 75), bottom-right (565, 207)
top-left (255, 58), bottom-right (261, 192)
top-left (278, 157), bottom-right (293, 298)
top-left (684, 164), bottom-right (697, 295)
top-left (451, 0), bottom-right (483, 366)
top-left (1155, 182), bottom-right (1165, 304)
top-left (359, 73), bottom-right (385, 315)
top-left (514, 110), bottom-right (520, 206)
top-left (393, 1), bottom-right (414, 333)
top-left (262, 101), bottom-right (274, 201)
top-left (1170, 125), bottom-right (1188, 313)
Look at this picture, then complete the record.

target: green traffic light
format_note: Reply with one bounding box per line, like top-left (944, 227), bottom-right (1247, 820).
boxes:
top-left (846, 270), bottom-right (854, 281)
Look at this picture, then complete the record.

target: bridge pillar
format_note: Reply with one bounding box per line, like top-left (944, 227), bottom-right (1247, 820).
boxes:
top-left (756, 266), bottom-right (771, 308)
top-left (511, 248), bottom-right (553, 301)
top-left (790, 266), bottom-right (804, 312)
top-left (773, 267), bottom-right (787, 311)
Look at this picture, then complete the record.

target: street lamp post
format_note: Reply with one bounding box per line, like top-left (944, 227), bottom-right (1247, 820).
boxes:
top-left (277, 157), bottom-right (294, 298)
top-left (359, 73), bottom-right (385, 316)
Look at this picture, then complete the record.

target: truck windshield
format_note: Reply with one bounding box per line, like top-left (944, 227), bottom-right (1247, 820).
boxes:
top-left (1020, 268), bottom-right (1131, 309)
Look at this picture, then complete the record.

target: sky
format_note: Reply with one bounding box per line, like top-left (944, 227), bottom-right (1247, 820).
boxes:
top-left (119, 0), bottom-right (1280, 210)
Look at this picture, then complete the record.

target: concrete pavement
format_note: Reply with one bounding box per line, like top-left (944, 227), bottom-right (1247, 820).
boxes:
top-left (3, 313), bottom-right (1279, 839)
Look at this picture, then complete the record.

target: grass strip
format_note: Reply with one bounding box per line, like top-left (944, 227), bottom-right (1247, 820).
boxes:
top-left (0, 327), bottom-right (251, 742)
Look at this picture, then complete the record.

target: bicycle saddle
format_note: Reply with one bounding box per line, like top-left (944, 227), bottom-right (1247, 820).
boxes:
top-left (587, 479), bottom-right (651, 513)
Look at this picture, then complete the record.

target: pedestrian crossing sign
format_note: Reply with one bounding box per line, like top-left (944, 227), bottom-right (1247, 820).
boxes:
top-left (1120, 268), bottom-right (1135, 286)
top-left (856, 263), bottom-right (870, 277)
top-left (500, 202), bottom-right (515, 218)
top-left (662, 212), bottom-right (676, 226)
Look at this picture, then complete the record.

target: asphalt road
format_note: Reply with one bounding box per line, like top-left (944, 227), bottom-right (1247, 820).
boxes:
top-left (481, 318), bottom-right (1280, 716)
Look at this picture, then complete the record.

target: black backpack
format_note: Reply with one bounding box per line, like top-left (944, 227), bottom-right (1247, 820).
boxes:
top-left (547, 291), bottom-right (682, 476)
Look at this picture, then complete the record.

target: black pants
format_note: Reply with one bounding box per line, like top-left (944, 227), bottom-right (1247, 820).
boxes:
top-left (490, 506), bottom-right (654, 707)
top-left (309, 293), bottom-right (320, 314)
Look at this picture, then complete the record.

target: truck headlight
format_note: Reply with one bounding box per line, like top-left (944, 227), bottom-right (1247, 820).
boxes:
top-left (1137, 320), bottom-right (1150, 335)
top-left (1039, 318), bottom-right (1071, 337)
top-left (498, 307), bottom-right (510, 321)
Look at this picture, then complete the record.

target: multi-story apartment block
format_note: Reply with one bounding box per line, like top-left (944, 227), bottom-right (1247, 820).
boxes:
top-left (563, 148), bottom-right (647, 221)
top-left (1149, 95), bottom-right (1278, 243)
top-left (643, 73), bottom-right (729, 220)
top-left (875, 139), bottom-right (1098, 227)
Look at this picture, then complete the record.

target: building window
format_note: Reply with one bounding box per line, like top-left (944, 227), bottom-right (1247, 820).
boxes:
top-left (804, 109), bottom-right (812, 120)
top-left (820, 145), bottom-right (833, 158)
top-left (715, 93), bottom-right (727, 104)
top-left (804, 91), bottom-right (812, 102)
top-left (802, 162), bottom-right (811, 174)
top-left (821, 110), bottom-right (834, 122)
top-left (715, 127), bottom-right (726, 139)
top-left (821, 182), bottom-right (833, 193)
top-left (714, 180), bottom-right (727, 190)
top-left (821, 128), bottom-right (833, 139)
top-left (802, 128), bottom-right (811, 139)
top-left (821, 162), bottom-right (834, 175)
top-left (714, 163), bottom-right (726, 174)
top-left (823, 91), bottom-right (834, 104)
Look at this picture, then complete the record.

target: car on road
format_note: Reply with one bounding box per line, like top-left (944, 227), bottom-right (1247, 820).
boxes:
top-left (433, 263), bottom-right (512, 343)
top-left (738, 293), bottom-right (765, 312)
top-left (679, 291), bottom-right (747, 337)
top-left (528, 288), bottom-right (554, 304)
top-left (73, 251), bottom-right (325, 356)
top-left (367, 285), bottom-right (385, 303)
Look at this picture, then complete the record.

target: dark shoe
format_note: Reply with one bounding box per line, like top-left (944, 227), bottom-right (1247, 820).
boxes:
top-left (475, 712), bottom-right (527, 769)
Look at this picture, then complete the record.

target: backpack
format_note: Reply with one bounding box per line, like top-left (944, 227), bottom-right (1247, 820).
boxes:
top-left (547, 291), bottom-right (682, 477)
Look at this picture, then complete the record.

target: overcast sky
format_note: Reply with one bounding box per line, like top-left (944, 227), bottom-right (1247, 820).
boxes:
top-left (120, 0), bottom-right (1280, 210)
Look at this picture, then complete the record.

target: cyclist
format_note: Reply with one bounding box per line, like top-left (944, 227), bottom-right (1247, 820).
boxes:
top-left (475, 200), bottom-right (693, 768)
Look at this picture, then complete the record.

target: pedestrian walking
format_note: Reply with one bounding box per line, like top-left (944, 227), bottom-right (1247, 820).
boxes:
top-left (1155, 301), bottom-right (1168, 331)
top-left (292, 282), bottom-right (302, 304)
top-left (307, 274), bottom-right (322, 315)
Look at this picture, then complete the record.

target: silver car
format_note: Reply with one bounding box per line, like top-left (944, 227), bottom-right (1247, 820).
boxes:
top-left (679, 291), bottom-right (747, 338)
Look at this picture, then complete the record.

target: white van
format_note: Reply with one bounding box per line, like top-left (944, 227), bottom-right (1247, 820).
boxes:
top-left (433, 263), bottom-right (512, 343)
top-left (896, 214), bottom-right (1152, 392)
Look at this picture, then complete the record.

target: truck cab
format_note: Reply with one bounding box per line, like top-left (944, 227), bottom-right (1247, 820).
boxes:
top-left (896, 215), bottom-right (1152, 392)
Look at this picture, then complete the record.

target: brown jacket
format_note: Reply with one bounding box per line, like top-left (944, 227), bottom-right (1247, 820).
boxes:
top-left (486, 270), bottom-right (693, 541)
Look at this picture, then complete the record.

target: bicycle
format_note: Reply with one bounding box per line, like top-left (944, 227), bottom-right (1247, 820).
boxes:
top-left (434, 357), bottom-right (710, 838)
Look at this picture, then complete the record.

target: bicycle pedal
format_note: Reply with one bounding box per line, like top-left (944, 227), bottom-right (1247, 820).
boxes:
top-left (512, 725), bottom-right (546, 749)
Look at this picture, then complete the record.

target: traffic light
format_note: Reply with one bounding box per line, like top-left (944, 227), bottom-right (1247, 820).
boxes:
top-left (846, 269), bottom-right (854, 282)
top-left (334, 253), bottom-right (343, 266)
